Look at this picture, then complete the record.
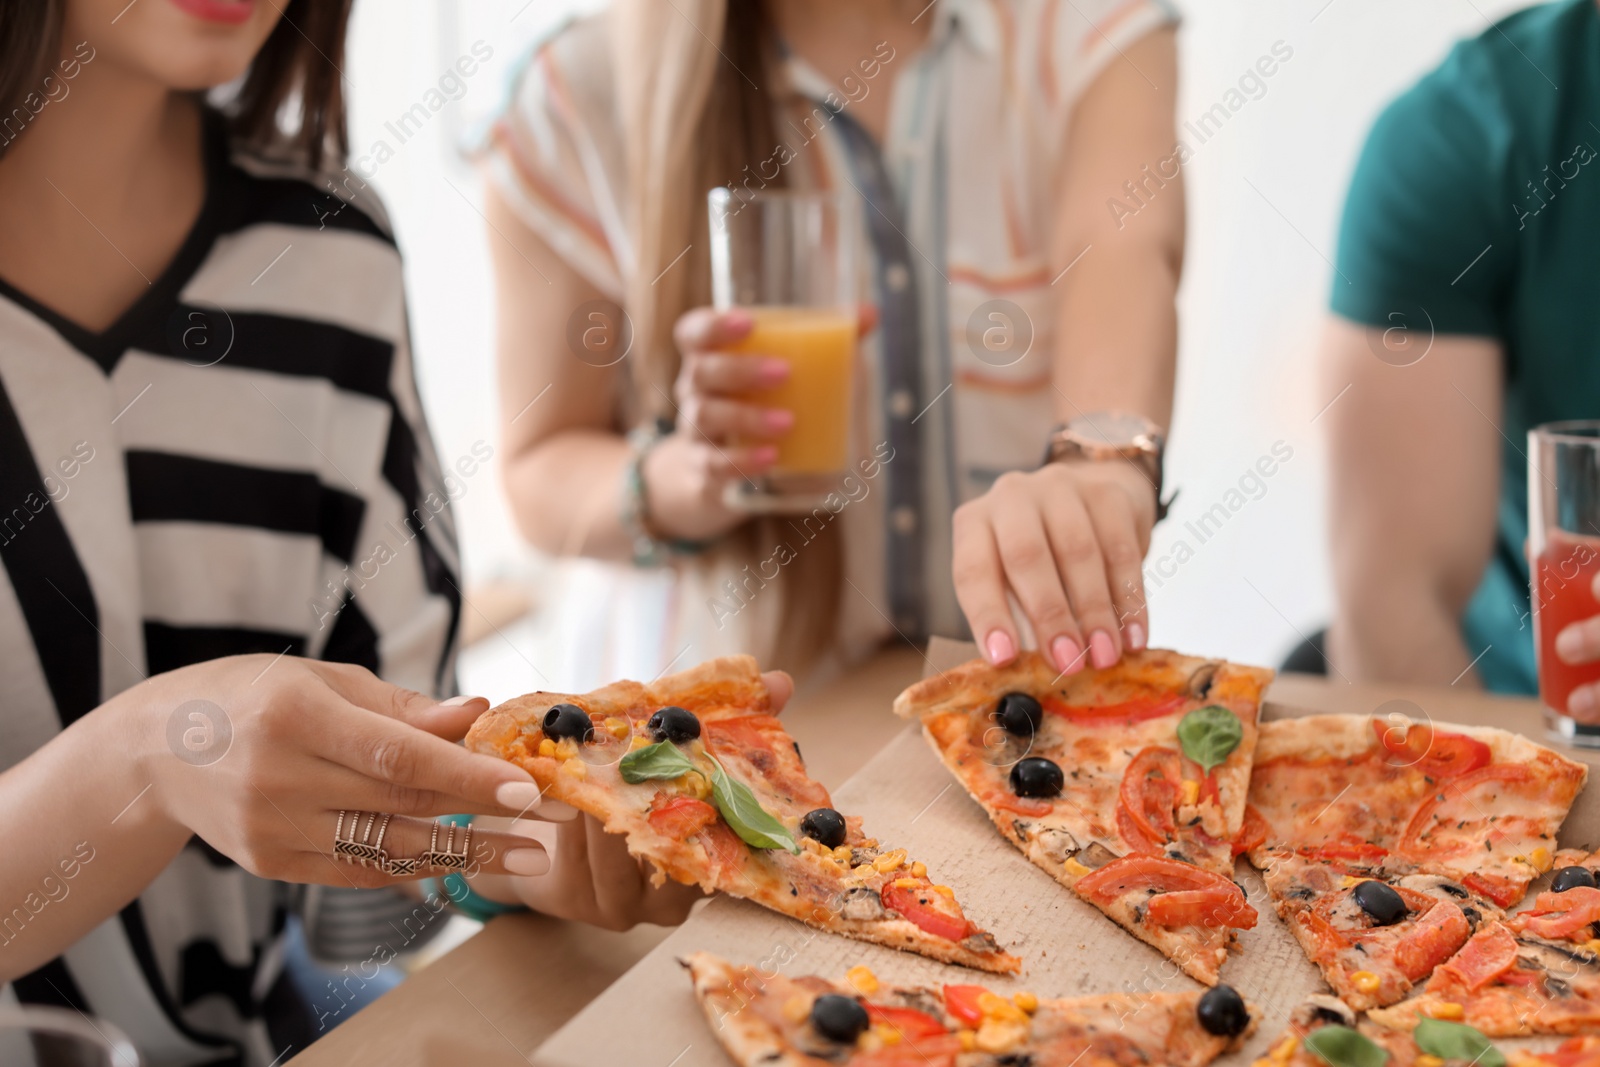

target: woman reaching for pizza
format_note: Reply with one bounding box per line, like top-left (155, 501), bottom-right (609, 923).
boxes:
top-left (0, 2), bottom-right (752, 1061)
top-left (486, 0), bottom-right (1182, 681)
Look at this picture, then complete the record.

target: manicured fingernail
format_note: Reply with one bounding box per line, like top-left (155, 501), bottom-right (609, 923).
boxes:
top-left (760, 359), bottom-right (791, 384)
top-left (1557, 626), bottom-right (1586, 664)
top-left (985, 630), bottom-right (1016, 665)
top-left (1126, 622), bottom-right (1146, 652)
top-left (1089, 630), bottom-right (1117, 669)
top-left (441, 694), bottom-right (486, 707)
top-left (1052, 636), bottom-right (1084, 674)
top-left (751, 445), bottom-right (779, 465)
top-left (503, 848), bottom-right (550, 876)
top-left (764, 409), bottom-right (795, 432)
top-left (495, 781), bottom-right (543, 812)
top-left (722, 309), bottom-right (753, 331)
top-left (1570, 686), bottom-right (1597, 720)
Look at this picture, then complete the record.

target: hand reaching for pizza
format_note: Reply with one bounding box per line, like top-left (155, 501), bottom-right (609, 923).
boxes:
top-left (112, 656), bottom-right (565, 887)
top-left (952, 458), bottom-right (1154, 675)
top-left (1553, 569), bottom-right (1600, 722)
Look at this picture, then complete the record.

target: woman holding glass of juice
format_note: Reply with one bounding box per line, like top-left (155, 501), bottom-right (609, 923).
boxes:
top-left (485, 0), bottom-right (1183, 679)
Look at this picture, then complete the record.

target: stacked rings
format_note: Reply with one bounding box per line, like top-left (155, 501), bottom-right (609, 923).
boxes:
top-left (333, 811), bottom-right (475, 878)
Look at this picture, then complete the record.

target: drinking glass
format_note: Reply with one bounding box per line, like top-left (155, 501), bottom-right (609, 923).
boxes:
top-left (707, 187), bottom-right (858, 513)
top-left (0, 1004), bottom-right (141, 1066)
top-left (1529, 420), bottom-right (1600, 747)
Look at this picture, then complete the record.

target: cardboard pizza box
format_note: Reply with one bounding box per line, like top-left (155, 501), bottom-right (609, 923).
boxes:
top-left (532, 639), bottom-right (1600, 1067)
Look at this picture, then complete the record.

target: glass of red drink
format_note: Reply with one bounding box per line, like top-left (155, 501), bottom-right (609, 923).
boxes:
top-left (1530, 420), bottom-right (1600, 747)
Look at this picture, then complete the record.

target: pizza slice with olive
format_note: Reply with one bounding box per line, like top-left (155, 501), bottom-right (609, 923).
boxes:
top-left (1256, 995), bottom-right (1516, 1067)
top-left (893, 648), bottom-right (1274, 985)
top-left (1244, 716), bottom-right (1587, 1010)
top-left (465, 655), bottom-right (1019, 973)
top-left (683, 950), bottom-right (1257, 1067)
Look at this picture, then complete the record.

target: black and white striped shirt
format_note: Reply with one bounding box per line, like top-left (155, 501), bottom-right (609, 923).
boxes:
top-left (0, 113), bottom-right (461, 1065)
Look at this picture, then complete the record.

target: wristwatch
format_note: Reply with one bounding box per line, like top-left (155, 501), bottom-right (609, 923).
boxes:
top-left (1041, 412), bottom-right (1172, 522)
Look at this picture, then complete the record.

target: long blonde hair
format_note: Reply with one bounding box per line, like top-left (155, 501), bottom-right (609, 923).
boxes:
top-left (611, 0), bottom-right (843, 674)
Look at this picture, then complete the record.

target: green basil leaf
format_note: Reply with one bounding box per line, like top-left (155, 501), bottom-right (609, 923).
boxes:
top-left (1177, 705), bottom-right (1243, 775)
top-left (1302, 1026), bottom-right (1389, 1067)
top-left (619, 741), bottom-right (697, 784)
top-left (708, 758), bottom-right (800, 853)
top-left (1414, 1019), bottom-right (1504, 1067)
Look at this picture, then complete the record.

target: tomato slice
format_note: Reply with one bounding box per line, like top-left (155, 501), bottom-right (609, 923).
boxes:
top-left (1530, 1038), bottom-right (1600, 1067)
top-left (881, 882), bottom-right (971, 942)
top-left (1392, 899), bottom-right (1471, 982)
top-left (1399, 765), bottom-right (1534, 859)
top-left (985, 789), bottom-right (1055, 818)
top-left (1372, 719), bottom-right (1492, 778)
top-left (647, 795), bottom-right (718, 839)
top-left (1515, 886), bottom-right (1600, 940)
top-left (1432, 922), bottom-right (1519, 992)
top-left (860, 1005), bottom-right (961, 1067)
top-left (1119, 747), bottom-right (1184, 847)
top-left (941, 985), bottom-right (989, 1028)
top-left (1296, 835), bottom-right (1390, 866)
top-left (1145, 887), bottom-right (1258, 929)
top-left (704, 715), bottom-right (832, 809)
top-left (1233, 805), bottom-right (1271, 856)
top-left (1460, 872), bottom-right (1522, 910)
top-left (865, 1003), bottom-right (948, 1040)
top-left (1044, 693), bottom-right (1186, 725)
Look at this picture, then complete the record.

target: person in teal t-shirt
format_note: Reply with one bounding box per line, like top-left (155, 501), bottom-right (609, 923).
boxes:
top-left (1322, 0), bottom-right (1600, 720)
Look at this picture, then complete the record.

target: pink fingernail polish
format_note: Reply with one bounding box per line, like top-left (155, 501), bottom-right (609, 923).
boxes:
top-left (761, 359), bottom-right (791, 384)
top-left (1126, 622), bottom-right (1146, 652)
top-left (985, 630), bottom-right (1016, 665)
top-left (723, 309), bottom-right (753, 331)
top-left (1051, 636), bottom-right (1084, 674)
top-left (764, 409), bottom-right (795, 432)
top-left (1557, 626), bottom-right (1585, 664)
top-left (1089, 630), bottom-right (1117, 669)
top-left (440, 694), bottom-right (484, 707)
top-left (1570, 686), bottom-right (1596, 719)
top-left (752, 445), bottom-right (779, 465)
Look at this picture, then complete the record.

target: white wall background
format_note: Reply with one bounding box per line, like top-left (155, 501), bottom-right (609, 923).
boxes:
top-left (343, 0), bottom-right (1530, 690)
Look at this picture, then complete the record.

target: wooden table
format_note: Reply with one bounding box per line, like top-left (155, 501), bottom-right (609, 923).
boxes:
top-left (289, 646), bottom-right (1600, 1066)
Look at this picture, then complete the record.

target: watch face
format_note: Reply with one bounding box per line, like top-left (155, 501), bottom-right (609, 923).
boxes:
top-left (1068, 412), bottom-right (1154, 448)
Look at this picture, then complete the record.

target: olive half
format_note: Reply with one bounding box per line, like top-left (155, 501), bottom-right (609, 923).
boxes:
top-left (801, 808), bottom-right (848, 849)
top-left (1352, 879), bottom-right (1407, 926)
top-left (543, 703), bottom-right (594, 743)
top-left (810, 993), bottom-right (869, 1043)
top-left (647, 705), bottom-right (701, 744)
top-left (1010, 757), bottom-right (1064, 799)
top-left (1552, 866), bottom-right (1598, 893)
top-left (1196, 984), bottom-right (1249, 1037)
top-left (995, 692), bottom-right (1044, 737)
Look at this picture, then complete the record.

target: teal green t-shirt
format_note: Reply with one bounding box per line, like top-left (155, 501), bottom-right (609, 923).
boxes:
top-left (1331, 0), bottom-right (1600, 694)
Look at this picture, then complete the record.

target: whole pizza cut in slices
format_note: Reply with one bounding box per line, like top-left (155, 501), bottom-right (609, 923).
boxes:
top-left (683, 951), bottom-right (1257, 1067)
top-left (1244, 715), bottom-right (1587, 1010)
top-left (894, 648), bottom-right (1275, 985)
top-left (465, 655), bottom-right (1018, 973)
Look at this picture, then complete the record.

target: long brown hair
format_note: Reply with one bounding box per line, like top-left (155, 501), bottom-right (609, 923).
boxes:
top-left (612, 0), bottom-right (844, 674)
top-left (0, 0), bottom-right (354, 168)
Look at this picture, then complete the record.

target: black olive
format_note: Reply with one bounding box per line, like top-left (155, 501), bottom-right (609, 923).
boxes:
top-left (647, 705), bottom-right (701, 744)
top-left (994, 692), bottom-right (1043, 737)
top-left (801, 808), bottom-right (848, 849)
top-left (810, 993), bottom-right (869, 1043)
top-left (1196, 984), bottom-right (1249, 1037)
top-left (1010, 757), bottom-right (1064, 799)
top-left (1552, 866), bottom-right (1598, 893)
top-left (543, 703), bottom-right (594, 743)
top-left (1352, 879), bottom-right (1407, 926)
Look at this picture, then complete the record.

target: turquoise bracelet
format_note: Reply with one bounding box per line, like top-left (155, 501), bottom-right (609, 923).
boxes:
top-left (421, 815), bottom-right (525, 923)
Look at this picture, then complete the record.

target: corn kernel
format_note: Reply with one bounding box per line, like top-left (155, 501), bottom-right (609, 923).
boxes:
top-left (892, 877), bottom-right (921, 890)
top-left (1267, 1037), bottom-right (1299, 1065)
top-left (932, 885), bottom-right (956, 898)
top-left (874, 849), bottom-right (908, 873)
top-left (1350, 971), bottom-right (1381, 995)
top-left (977, 992), bottom-right (1027, 1023)
top-left (1063, 858), bottom-right (1092, 878)
top-left (846, 965), bottom-right (878, 995)
top-left (1181, 780), bottom-right (1201, 806)
top-left (874, 1024), bottom-right (902, 1046)
top-left (537, 738), bottom-right (557, 758)
top-left (603, 716), bottom-right (630, 740)
top-left (1531, 847), bottom-right (1554, 872)
top-left (1341, 875), bottom-right (1361, 888)
top-left (1014, 991), bottom-right (1039, 1014)
top-left (561, 759), bottom-right (587, 779)
top-left (858, 1031), bottom-right (883, 1052)
top-left (853, 864), bottom-right (876, 879)
top-left (554, 737), bottom-right (579, 760)
top-left (629, 734), bottom-right (652, 751)
top-left (833, 845), bottom-right (854, 864)
top-left (781, 995), bottom-right (810, 1023)
top-left (1416, 1056), bottom-right (1445, 1067)
top-left (1583, 939), bottom-right (1600, 956)
top-left (975, 1018), bottom-right (1028, 1054)
top-left (1425, 1002), bottom-right (1464, 1020)
top-left (958, 1030), bottom-right (977, 1051)
top-left (676, 772), bottom-right (711, 800)
top-left (910, 861), bottom-right (927, 879)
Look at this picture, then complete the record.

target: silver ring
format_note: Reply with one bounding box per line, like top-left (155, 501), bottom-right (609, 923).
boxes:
top-left (424, 821), bottom-right (472, 872)
top-left (333, 809), bottom-right (392, 870)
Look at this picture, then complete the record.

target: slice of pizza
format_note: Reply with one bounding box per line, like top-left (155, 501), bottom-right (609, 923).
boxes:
top-left (683, 951), bottom-right (1256, 1067)
top-left (1367, 920), bottom-right (1600, 1035)
top-left (893, 648), bottom-right (1274, 985)
top-left (465, 655), bottom-right (1019, 973)
top-left (1244, 714), bottom-right (1586, 1009)
top-left (1256, 996), bottom-right (1512, 1067)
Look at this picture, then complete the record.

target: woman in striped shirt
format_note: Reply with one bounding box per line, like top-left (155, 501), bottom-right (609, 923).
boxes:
top-left (0, 1), bottom-right (708, 1062)
top-left (487, 0), bottom-right (1184, 682)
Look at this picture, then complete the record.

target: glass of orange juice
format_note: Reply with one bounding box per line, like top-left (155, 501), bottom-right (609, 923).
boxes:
top-left (707, 187), bottom-right (858, 513)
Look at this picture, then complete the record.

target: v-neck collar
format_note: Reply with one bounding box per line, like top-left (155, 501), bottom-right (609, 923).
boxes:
top-left (0, 109), bottom-right (230, 375)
